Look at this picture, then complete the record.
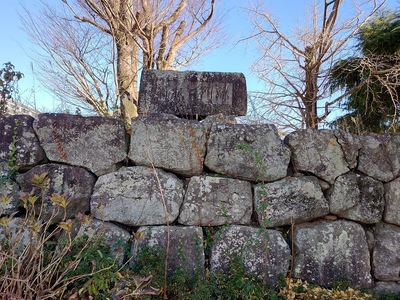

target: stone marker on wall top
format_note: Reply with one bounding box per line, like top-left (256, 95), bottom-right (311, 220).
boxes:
top-left (138, 70), bottom-right (247, 117)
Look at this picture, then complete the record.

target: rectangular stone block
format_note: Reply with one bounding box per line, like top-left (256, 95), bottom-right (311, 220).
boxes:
top-left (138, 70), bottom-right (247, 117)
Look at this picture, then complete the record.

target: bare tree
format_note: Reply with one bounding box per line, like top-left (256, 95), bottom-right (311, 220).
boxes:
top-left (22, 0), bottom-right (221, 123)
top-left (246, 0), bottom-right (386, 131)
top-left (22, 4), bottom-right (116, 116)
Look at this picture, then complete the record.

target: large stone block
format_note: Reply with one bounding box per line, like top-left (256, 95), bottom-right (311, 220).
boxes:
top-left (91, 166), bottom-right (184, 226)
top-left (18, 164), bottom-right (96, 224)
top-left (128, 117), bottom-right (207, 176)
top-left (178, 176), bottom-right (252, 226)
top-left (254, 176), bottom-right (329, 227)
top-left (384, 177), bottom-right (400, 226)
top-left (373, 223), bottom-right (400, 281)
top-left (0, 115), bottom-right (46, 170)
top-left (131, 226), bottom-right (204, 278)
top-left (210, 225), bottom-right (290, 286)
top-left (284, 129), bottom-right (355, 184)
top-left (138, 70), bottom-right (247, 117)
top-left (33, 114), bottom-right (127, 176)
top-left (327, 174), bottom-right (384, 224)
top-left (205, 123), bottom-right (290, 182)
top-left (293, 220), bottom-right (372, 288)
top-left (358, 134), bottom-right (400, 182)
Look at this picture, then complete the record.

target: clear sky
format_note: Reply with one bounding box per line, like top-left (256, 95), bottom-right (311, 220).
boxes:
top-left (1, 0), bottom-right (399, 114)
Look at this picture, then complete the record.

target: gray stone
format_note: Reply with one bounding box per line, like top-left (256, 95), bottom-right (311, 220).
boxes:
top-left (327, 174), bottom-right (384, 224)
top-left (200, 114), bottom-right (237, 129)
top-left (384, 177), bottom-right (400, 226)
top-left (254, 176), bottom-right (329, 227)
top-left (0, 217), bottom-right (35, 255)
top-left (0, 115), bottom-right (46, 171)
top-left (0, 164), bottom-right (19, 216)
top-left (375, 282), bottom-right (400, 294)
top-left (128, 117), bottom-right (207, 176)
top-left (205, 123), bottom-right (290, 182)
top-left (91, 166), bottom-right (184, 226)
top-left (210, 225), bottom-right (290, 285)
top-left (131, 226), bottom-right (204, 278)
top-left (358, 134), bottom-right (400, 182)
top-left (284, 129), bottom-right (350, 184)
top-left (178, 176), bottom-right (252, 226)
top-left (365, 228), bottom-right (375, 252)
top-left (373, 223), bottom-right (400, 281)
top-left (18, 164), bottom-right (96, 224)
top-left (138, 70), bottom-right (247, 117)
top-left (334, 130), bottom-right (362, 169)
top-left (33, 113), bottom-right (127, 176)
top-left (293, 220), bottom-right (372, 288)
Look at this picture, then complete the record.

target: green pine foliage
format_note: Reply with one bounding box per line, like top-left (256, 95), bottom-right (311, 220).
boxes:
top-left (329, 9), bottom-right (400, 133)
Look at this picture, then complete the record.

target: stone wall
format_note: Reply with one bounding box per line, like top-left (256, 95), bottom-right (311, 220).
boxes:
top-left (1, 70), bottom-right (400, 294)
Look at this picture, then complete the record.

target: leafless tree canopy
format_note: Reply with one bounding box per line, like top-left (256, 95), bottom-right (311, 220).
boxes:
top-left (22, 0), bottom-right (222, 120)
top-left (246, 0), bottom-right (387, 132)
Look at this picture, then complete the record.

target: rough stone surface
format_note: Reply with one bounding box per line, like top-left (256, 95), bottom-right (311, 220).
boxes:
top-left (373, 223), bottom-right (400, 281)
top-left (358, 134), bottom-right (400, 182)
top-left (0, 115), bottom-right (46, 170)
top-left (74, 218), bottom-right (131, 266)
top-left (200, 114), bottom-right (237, 129)
top-left (284, 129), bottom-right (351, 184)
top-left (131, 226), bottom-right (204, 278)
top-left (384, 177), bottom-right (400, 226)
top-left (210, 225), bottom-right (290, 285)
top-left (254, 176), bottom-right (329, 227)
top-left (293, 220), bottom-right (372, 288)
top-left (0, 217), bottom-right (34, 254)
top-left (0, 164), bottom-right (19, 216)
top-left (205, 123), bottom-right (290, 182)
top-left (375, 282), bottom-right (400, 294)
top-left (333, 130), bottom-right (362, 169)
top-left (33, 113), bottom-right (127, 176)
top-left (18, 164), bottom-right (96, 224)
top-left (178, 176), bottom-right (252, 226)
top-left (128, 117), bottom-right (206, 176)
top-left (327, 174), bottom-right (384, 224)
top-left (91, 166), bottom-right (184, 226)
top-left (138, 70), bottom-right (247, 117)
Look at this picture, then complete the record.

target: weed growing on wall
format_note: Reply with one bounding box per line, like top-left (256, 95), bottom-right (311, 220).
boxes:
top-left (236, 142), bottom-right (271, 283)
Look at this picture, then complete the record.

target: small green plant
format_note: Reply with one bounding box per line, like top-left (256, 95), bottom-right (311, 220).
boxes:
top-left (236, 142), bottom-right (272, 285)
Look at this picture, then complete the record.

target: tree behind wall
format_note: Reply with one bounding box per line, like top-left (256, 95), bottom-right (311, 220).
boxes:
top-left (329, 9), bottom-right (400, 133)
top-left (0, 62), bottom-right (23, 117)
top-left (22, 0), bottom-right (221, 123)
top-left (246, 0), bottom-right (385, 132)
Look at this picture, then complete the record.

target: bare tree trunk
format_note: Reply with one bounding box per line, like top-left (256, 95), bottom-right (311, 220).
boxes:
top-left (116, 33), bottom-right (139, 123)
top-left (304, 46), bottom-right (319, 129)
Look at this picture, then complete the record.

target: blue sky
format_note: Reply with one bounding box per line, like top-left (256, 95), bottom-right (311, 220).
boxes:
top-left (1, 0), bottom-right (399, 113)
